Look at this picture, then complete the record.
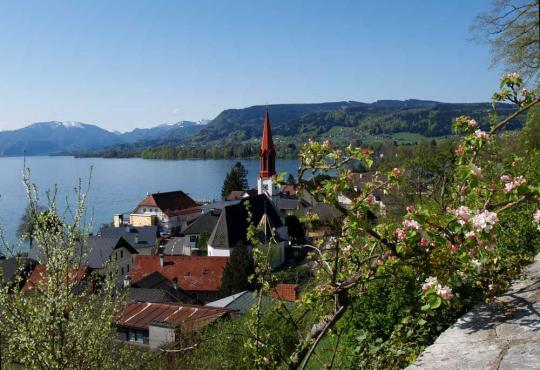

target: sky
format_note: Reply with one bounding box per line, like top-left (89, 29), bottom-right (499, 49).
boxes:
top-left (0, 0), bottom-right (501, 132)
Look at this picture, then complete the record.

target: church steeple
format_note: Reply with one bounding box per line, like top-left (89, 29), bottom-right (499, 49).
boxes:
top-left (259, 109), bottom-right (276, 178)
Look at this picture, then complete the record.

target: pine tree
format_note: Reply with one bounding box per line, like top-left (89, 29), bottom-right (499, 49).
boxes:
top-left (221, 162), bottom-right (249, 198)
top-left (220, 243), bottom-right (255, 296)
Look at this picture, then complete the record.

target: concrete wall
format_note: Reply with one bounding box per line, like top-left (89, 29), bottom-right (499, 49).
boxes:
top-left (149, 324), bottom-right (176, 350)
top-left (207, 245), bottom-right (230, 257)
top-left (129, 214), bottom-right (156, 227)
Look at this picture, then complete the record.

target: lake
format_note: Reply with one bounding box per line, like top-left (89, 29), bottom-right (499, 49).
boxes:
top-left (0, 156), bottom-right (300, 245)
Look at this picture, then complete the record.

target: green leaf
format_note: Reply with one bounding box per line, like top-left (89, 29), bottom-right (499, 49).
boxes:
top-left (428, 294), bottom-right (442, 309)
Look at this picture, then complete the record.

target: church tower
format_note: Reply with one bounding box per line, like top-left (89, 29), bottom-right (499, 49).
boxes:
top-left (257, 110), bottom-right (279, 196)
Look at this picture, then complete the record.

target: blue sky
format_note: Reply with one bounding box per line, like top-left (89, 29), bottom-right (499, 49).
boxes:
top-left (0, 0), bottom-right (500, 131)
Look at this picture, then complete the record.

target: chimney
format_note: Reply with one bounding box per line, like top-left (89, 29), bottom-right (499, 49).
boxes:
top-left (172, 277), bottom-right (178, 290)
top-left (123, 275), bottom-right (131, 288)
top-left (113, 214), bottom-right (123, 228)
top-left (159, 254), bottom-right (164, 267)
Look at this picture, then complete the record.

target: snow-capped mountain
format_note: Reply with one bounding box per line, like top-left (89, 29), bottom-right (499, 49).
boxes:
top-left (0, 121), bottom-right (124, 156)
top-left (0, 119), bottom-right (210, 156)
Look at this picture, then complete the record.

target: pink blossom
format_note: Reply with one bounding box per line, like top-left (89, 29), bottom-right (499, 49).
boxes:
top-left (484, 244), bottom-right (495, 251)
top-left (465, 231), bottom-right (476, 239)
top-left (420, 238), bottom-right (428, 247)
top-left (406, 204), bottom-right (415, 213)
top-left (391, 167), bottom-right (401, 177)
top-left (472, 210), bottom-right (499, 233)
top-left (437, 286), bottom-right (454, 300)
top-left (454, 145), bottom-right (465, 156)
top-left (450, 244), bottom-right (458, 253)
top-left (323, 139), bottom-right (332, 146)
top-left (422, 276), bottom-right (438, 291)
top-left (344, 244), bottom-right (354, 254)
top-left (365, 194), bottom-right (376, 205)
top-left (533, 210), bottom-right (540, 231)
top-left (403, 219), bottom-right (421, 230)
top-left (395, 228), bottom-right (406, 241)
top-left (454, 206), bottom-right (472, 225)
top-left (467, 119), bottom-right (478, 129)
top-left (503, 175), bottom-right (527, 193)
top-left (471, 164), bottom-right (483, 178)
top-left (500, 175), bottom-right (511, 182)
top-left (473, 129), bottom-right (491, 140)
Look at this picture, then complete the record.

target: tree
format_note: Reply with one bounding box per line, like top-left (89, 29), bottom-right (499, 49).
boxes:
top-left (221, 162), bottom-right (249, 198)
top-left (240, 75), bottom-right (540, 369)
top-left (17, 204), bottom-right (45, 249)
top-left (287, 173), bottom-right (296, 184)
top-left (219, 243), bottom-right (255, 296)
top-left (0, 168), bottom-right (153, 369)
top-left (471, 0), bottom-right (540, 81)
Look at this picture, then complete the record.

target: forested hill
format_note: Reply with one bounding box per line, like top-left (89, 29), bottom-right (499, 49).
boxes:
top-left (188, 100), bottom-right (520, 144)
top-left (78, 100), bottom-right (523, 159)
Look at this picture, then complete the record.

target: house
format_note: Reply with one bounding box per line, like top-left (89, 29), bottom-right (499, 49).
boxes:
top-left (22, 264), bottom-right (89, 292)
top-left (130, 191), bottom-right (202, 236)
top-left (116, 301), bottom-right (233, 349)
top-left (205, 283), bottom-right (299, 314)
top-left (130, 255), bottom-right (229, 302)
top-left (98, 225), bottom-right (159, 255)
top-left (161, 209), bottom-right (221, 256)
top-left (127, 271), bottom-right (197, 304)
top-left (86, 236), bottom-right (139, 285)
top-left (206, 194), bottom-right (288, 267)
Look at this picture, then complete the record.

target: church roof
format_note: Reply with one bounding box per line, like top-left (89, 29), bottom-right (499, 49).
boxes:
top-left (260, 110), bottom-right (274, 153)
top-left (207, 194), bottom-right (283, 249)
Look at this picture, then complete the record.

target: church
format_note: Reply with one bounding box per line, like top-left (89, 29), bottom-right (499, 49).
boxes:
top-left (203, 110), bottom-right (289, 267)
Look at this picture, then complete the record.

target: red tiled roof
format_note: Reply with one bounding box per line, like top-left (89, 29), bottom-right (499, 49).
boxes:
top-left (138, 191), bottom-right (200, 217)
top-left (130, 256), bottom-right (229, 292)
top-left (22, 264), bottom-right (88, 292)
top-left (116, 301), bottom-right (233, 331)
top-left (270, 283), bottom-right (299, 302)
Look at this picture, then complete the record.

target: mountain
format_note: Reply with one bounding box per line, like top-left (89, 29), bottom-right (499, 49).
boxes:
top-left (0, 120), bottom-right (209, 156)
top-left (187, 100), bottom-right (521, 145)
top-left (120, 121), bottom-right (206, 143)
top-left (0, 121), bottom-right (124, 156)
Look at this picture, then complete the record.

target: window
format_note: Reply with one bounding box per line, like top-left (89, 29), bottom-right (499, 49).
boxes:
top-left (120, 250), bottom-right (124, 259)
top-left (121, 267), bottom-right (124, 276)
top-left (127, 264), bottom-right (130, 272)
top-left (190, 235), bottom-right (198, 243)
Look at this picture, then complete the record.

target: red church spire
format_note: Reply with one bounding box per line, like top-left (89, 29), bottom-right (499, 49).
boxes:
top-left (259, 109), bottom-right (276, 178)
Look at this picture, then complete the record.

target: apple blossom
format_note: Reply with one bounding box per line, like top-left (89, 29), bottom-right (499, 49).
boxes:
top-left (473, 129), bottom-right (491, 140)
top-left (403, 219), bottom-right (421, 230)
top-left (472, 210), bottom-right (499, 233)
top-left (454, 206), bottom-right (471, 225)
top-left (471, 164), bottom-right (483, 178)
top-left (422, 276), bottom-right (438, 291)
top-left (437, 286), bottom-right (454, 300)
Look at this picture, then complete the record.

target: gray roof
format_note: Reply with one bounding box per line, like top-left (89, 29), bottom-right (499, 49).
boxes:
top-left (207, 194), bottom-right (283, 249)
top-left (128, 288), bottom-right (184, 303)
top-left (161, 237), bottom-right (186, 255)
top-left (181, 210), bottom-right (221, 236)
top-left (131, 271), bottom-right (196, 303)
top-left (200, 200), bottom-right (240, 213)
top-left (273, 197), bottom-right (306, 211)
top-left (86, 236), bottom-right (138, 269)
top-left (205, 290), bottom-right (278, 314)
top-left (98, 225), bottom-right (158, 251)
